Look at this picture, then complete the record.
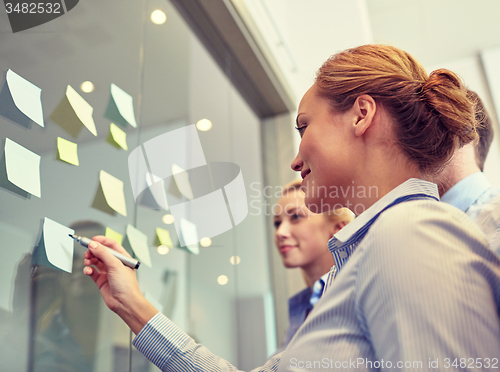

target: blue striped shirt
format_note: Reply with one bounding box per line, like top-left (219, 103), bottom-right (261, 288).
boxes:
top-left (441, 172), bottom-right (500, 255)
top-left (133, 178), bottom-right (500, 371)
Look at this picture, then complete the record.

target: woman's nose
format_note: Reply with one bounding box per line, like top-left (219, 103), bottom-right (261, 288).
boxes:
top-left (275, 221), bottom-right (291, 239)
top-left (291, 152), bottom-right (303, 172)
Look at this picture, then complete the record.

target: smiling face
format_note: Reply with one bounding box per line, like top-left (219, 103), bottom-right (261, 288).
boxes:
top-left (273, 190), bottom-right (334, 271)
top-left (292, 84), bottom-right (359, 213)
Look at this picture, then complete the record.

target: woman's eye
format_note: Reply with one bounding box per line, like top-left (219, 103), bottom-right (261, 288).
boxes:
top-left (295, 125), bottom-right (307, 137)
top-left (291, 214), bottom-right (302, 221)
top-left (274, 221), bottom-right (281, 229)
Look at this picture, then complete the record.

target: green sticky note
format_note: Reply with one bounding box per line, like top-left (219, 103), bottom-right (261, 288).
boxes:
top-left (179, 218), bottom-right (199, 255)
top-left (6, 69), bottom-right (44, 127)
top-left (50, 85), bottom-right (97, 138)
top-left (155, 227), bottom-right (173, 248)
top-left (107, 123), bottom-right (128, 150)
top-left (105, 227), bottom-right (123, 245)
top-left (124, 224), bottom-right (151, 267)
top-left (56, 137), bottom-right (79, 166)
top-left (33, 217), bottom-right (74, 273)
top-left (104, 84), bottom-right (137, 128)
top-left (4, 138), bottom-right (41, 197)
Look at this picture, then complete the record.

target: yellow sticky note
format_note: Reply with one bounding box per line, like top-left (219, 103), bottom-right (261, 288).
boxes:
top-left (100, 170), bottom-right (127, 217)
top-left (66, 85), bottom-right (97, 136)
top-left (107, 123), bottom-right (128, 150)
top-left (57, 137), bottom-right (79, 166)
top-left (105, 227), bottom-right (123, 245)
top-left (50, 85), bottom-right (97, 138)
top-left (155, 227), bottom-right (173, 248)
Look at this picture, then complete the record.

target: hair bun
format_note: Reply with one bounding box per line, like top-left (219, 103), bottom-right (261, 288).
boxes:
top-left (421, 69), bottom-right (477, 147)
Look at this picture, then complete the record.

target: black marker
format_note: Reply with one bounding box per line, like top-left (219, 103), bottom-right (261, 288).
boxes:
top-left (69, 234), bottom-right (140, 269)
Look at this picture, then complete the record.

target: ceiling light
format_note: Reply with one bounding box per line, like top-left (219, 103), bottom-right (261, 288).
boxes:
top-left (151, 10), bottom-right (167, 25)
top-left (229, 256), bottom-right (241, 265)
top-left (196, 119), bottom-right (212, 131)
top-left (217, 275), bottom-right (228, 285)
top-left (157, 245), bottom-right (170, 255)
top-left (80, 81), bottom-right (94, 93)
top-left (162, 214), bottom-right (174, 224)
top-left (200, 237), bottom-right (212, 247)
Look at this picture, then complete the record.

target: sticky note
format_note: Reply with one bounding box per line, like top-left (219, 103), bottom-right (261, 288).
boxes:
top-left (4, 138), bottom-right (41, 197)
top-left (179, 218), bottom-right (199, 255)
top-left (50, 85), bottom-right (97, 138)
top-left (107, 123), bottom-right (128, 150)
top-left (105, 227), bottom-right (123, 246)
top-left (56, 137), bottom-right (79, 166)
top-left (101, 170), bottom-right (127, 216)
top-left (155, 227), bottom-right (173, 248)
top-left (104, 84), bottom-right (137, 128)
top-left (124, 224), bottom-right (151, 267)
top-left (33, 217), bottom-right (74, 273)
top-left (0, 69), bottom-right (44, 127)
top-left (172, 164), bottom-right (194, 200)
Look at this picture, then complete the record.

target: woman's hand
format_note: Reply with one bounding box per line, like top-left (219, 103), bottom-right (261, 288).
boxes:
top-left (83, 236), bottom-right (158, 334)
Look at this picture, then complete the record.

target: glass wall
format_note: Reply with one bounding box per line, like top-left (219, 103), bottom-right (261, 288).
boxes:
top-left (0, 0), bottom-right (275, 370)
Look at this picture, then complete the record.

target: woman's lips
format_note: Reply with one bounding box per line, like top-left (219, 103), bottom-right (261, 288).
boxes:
top-left (279, 245), bottom-right (296, 254)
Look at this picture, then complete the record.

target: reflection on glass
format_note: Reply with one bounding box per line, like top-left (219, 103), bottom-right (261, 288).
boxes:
top-left (31, 221), bottom-right (103, 372)
top-left (229, 255), bottom-right (241, 265)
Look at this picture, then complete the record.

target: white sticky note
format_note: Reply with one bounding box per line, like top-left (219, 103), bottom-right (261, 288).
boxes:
top-left (6, 69), bottom-right (44, 127)
top-left (100, 170), bottom-right (127, 217)
top-left (126, 224), bottom-right (152, 267)
top-left (180, 218), bottom-right (199, 255)
top-left (5, 138), bottom-right (41, 197)
top-left (146, 173), bottom-right (168, 210)
top-left (66, 85), bottom-right (98, 136)
top-left (172, 164), bottom-right (194, 200)
top-left (37, 217), bottom-right (74, 273)
top-left (111, 84), bottom-right (137, 128)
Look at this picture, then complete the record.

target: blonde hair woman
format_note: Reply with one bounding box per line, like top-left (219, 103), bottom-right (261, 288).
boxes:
top-left (273, 179), bottom-right (353, 349)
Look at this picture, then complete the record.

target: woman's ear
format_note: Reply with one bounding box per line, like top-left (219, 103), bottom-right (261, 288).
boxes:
top-left (352, 95), bottom-right (376, 137)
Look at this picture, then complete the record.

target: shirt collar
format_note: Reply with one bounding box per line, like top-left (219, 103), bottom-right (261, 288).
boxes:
top-left (319, 272), bottom-right (330, 283)
top-left (333, 178), bottom-right (439, 244)
top-left (441, 172), bottom-right (492, 212)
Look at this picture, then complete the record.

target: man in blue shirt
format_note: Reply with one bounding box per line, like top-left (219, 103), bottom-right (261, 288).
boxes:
top-left (439, 90), bottom-right (500, 255)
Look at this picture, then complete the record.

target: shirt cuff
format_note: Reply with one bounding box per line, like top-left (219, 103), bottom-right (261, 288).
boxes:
top-left (133, 312), bottom-right (192, 370)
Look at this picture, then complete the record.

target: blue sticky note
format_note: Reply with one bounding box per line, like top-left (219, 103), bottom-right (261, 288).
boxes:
top-left (6, 69), bottom-right (44, 127)
top-left (5, 138), bottom-right (41, 197)
top-left (33, 218), bottom-right (74, 273)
